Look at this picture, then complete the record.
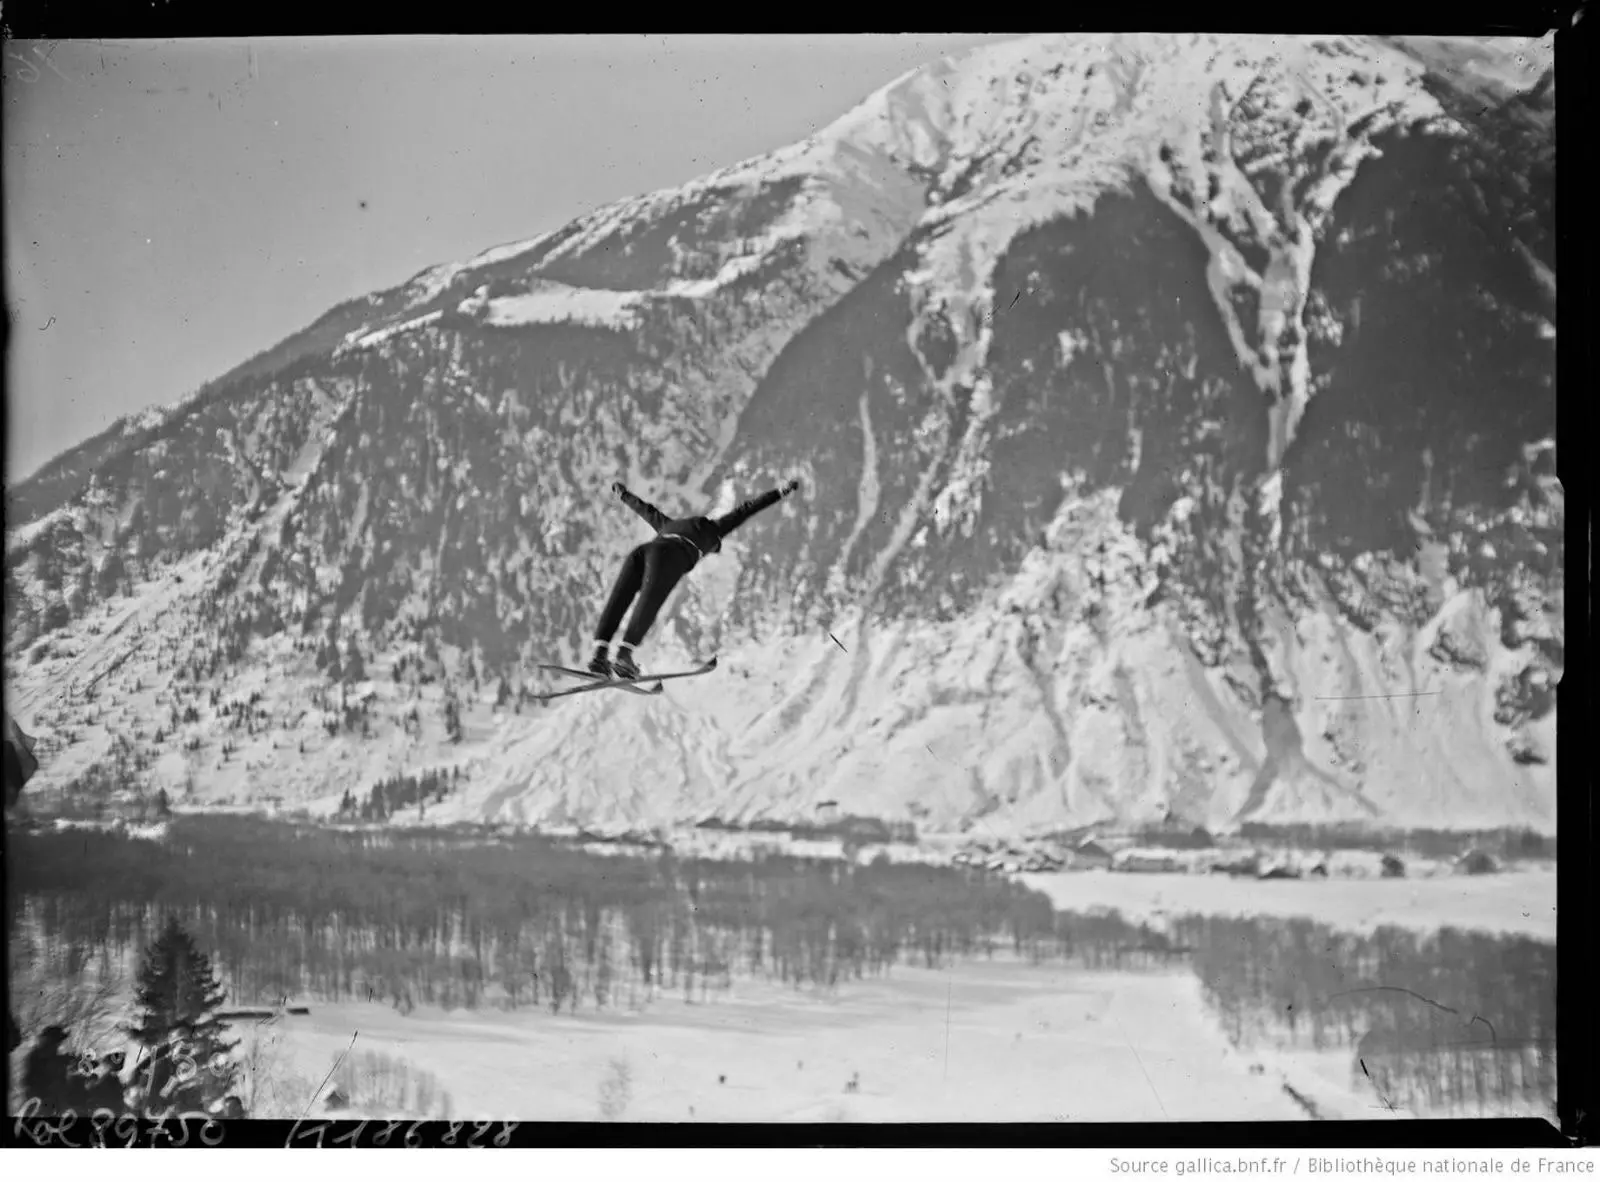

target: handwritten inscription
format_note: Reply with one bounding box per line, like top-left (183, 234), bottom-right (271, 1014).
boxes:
top-left (14, 1102), bottom-right (522, 1148)
top-left (281, 1117), bottom-right (521, 1148)
top-left (12, 1098), bottom-right (225, 1148)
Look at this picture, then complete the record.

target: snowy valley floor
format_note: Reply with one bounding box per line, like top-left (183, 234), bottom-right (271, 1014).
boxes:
top-left (1017, 865), bottom-right (1557, 941)
top-left (246, 962), bottom-right (1328, 1124)
top-left (9, 820), bottom-right (1557, 1125)
top-left (235, 869), bottom-right (1557, 1124)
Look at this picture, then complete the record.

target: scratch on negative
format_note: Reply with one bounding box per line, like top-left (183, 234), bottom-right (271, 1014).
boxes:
top-left (1360, 1057), bottom-right (1398, 1113)
top-left (1327, 987), bottom-right (1498, 1045)
top-left (828, 632), bottom-right (847, 653)
top-left (1115, 1018), bottom-right (1169, 1119)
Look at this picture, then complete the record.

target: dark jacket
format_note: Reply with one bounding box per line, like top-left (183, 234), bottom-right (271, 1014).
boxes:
top-left (616, 484), bottom-right (790, 559)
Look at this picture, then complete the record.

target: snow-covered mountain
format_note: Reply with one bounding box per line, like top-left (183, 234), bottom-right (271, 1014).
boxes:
top-left (4, 33), bottom-right (1559, 837)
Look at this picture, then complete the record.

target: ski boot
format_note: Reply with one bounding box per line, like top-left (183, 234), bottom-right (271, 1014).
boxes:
top-left (611, 648), bottom-right (640, 681)
top-left (586, 652), bottom-right (613, 679)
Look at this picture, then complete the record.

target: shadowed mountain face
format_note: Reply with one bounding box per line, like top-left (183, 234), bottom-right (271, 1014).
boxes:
top-left (4, 34), bottom-right (1558, 836)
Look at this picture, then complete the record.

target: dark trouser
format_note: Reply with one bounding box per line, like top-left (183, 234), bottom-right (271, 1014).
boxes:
top-left (595, 538), bottom-right (699, 648)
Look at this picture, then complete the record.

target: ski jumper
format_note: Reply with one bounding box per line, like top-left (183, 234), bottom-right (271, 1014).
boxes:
top-left (595, 484), bottom-right (789, 651)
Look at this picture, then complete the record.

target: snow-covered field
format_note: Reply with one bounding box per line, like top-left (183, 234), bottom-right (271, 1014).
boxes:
top-left (241, 961), bottom-right (1350, 1123)
top-left (1019, 867), bottom-right (1557, 941)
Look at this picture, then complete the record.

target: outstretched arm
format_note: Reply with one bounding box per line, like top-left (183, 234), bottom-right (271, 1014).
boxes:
top-left (612, 482), bottom-right (669, 532)
top-left (712, 478), bottom-right (801, 539)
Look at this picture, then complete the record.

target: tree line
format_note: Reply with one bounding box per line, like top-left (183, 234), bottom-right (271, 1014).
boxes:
top-left (1179, 912), bottom-right (1556, 1118)
top-left (11, 816), bottom-right (1061, 1012)
top-left (9, 814), bottom-right (1554, 1118)
top-left (335, 768), bottom-right (462, 821)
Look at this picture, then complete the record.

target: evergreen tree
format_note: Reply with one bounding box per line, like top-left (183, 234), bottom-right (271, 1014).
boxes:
top-left (344, 634), bottom-right (366, 683)
top-left (35, 540), bottom-right (64, 592)
top-left (42, 594), bottom-right (71, 633)
top-left (126, 916), bottom-right (239, 1114)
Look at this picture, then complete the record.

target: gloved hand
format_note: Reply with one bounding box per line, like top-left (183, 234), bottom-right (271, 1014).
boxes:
top-left (781, 478), bottom-right (802, 497)
top-left (611, 481), bottom-right (627, 498)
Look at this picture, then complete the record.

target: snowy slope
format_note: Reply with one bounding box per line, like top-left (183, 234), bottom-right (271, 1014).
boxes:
top-left (244, 963), bottom-right (1347, 1122)
top-left (5, 34), bottom-right (1558, 839)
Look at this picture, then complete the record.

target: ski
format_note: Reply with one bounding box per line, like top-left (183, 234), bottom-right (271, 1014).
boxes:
top-left (532, 657), bottom-right (718, 702)
top-left (533, 677), bottom-right (665, 703)
top-left (534, 663), bottom-right (664, 696)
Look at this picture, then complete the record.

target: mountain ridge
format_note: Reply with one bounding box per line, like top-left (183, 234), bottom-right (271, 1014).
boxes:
top-left (4, 33), bottom-right (1559, 839)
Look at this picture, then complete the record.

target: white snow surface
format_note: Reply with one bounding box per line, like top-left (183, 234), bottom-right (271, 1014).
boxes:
top-left (481, 283), bottom-right (645, 330)
top-left (462, 232), bottom-right (561, 270)
top-left (1019, 866), bottom-right (1557, 942)
top-left (237, 961), bottom-right (1370, 1122)
top-left (341, 309), bottom-right (443, 352)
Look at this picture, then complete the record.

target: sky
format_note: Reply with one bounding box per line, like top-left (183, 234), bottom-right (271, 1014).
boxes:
top-left (3, 34), bottom-right (1016, 484)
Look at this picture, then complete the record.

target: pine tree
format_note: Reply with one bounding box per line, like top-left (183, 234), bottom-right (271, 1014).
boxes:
top-left (127, 916), bottom-right (240, 1115)
top-left (43, 594), bottom-right (71, 633)
top-left (344, 634), bottom-right (366, 683)
top-left (35, 541), bottom-right (64, 592)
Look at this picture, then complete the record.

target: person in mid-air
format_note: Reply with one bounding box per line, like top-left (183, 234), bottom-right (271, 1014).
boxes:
top-left (589, 477), bottom-right (801, 680)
